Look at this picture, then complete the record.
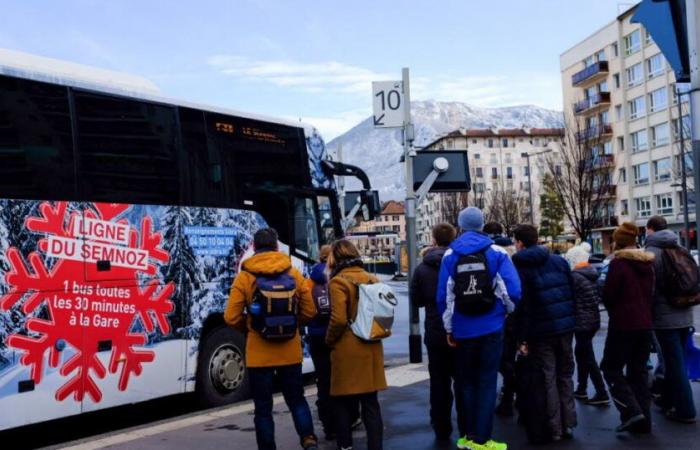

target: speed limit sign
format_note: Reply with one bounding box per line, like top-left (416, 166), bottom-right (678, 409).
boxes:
top-left (372, 81), bottom-right (405, 128)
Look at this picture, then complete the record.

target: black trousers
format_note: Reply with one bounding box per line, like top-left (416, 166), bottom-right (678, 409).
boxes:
top-left (499, 327), bottom-right (518, 402)
top-left (426, 343), bottom-right (466, 436)
top-left (601, 330), bottom-right (652, 422)
top-left (308, 335), bottom-right (334, 435)
top-left (574, 329), bottom-right (606, 395)
top-left (335, 392), bottom-right (383, 450)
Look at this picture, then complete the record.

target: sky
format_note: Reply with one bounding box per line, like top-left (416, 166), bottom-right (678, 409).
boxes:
top-left (0, 0), bottom-right (636, 139)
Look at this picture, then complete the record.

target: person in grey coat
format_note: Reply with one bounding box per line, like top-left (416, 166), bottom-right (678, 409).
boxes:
top-left (645, 216), bottom-right (697, 423)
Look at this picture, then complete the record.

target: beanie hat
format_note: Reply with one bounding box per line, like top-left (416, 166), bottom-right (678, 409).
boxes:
top-left (579, 242), bottom-right (592, 254)
top-left (565, 245), bottom-right (590, 270)
top-left (458, 207), bottom-right (484, 232)
top-left (613, 222), bottom-right (639, 249)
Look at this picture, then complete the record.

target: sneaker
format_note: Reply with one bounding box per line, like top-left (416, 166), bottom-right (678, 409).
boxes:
top-left (585, 392), bottom-right (610, 406)
top-left (302, 435), bottom-right (319, 450)
top-left (573, 387), bottom-right (588, 400)
top-left (351, 417), bottom-right (363, 430)
top-left (665, 409), bottom-right (697, 424)
top-left (485, 440), bottom-right (508, 450)
top-left (615, 414), bottom-right (646, 433)
top-left (459, 440), bottom-right (508, 450)
top-left (562, 427), bottom-right (574, 440)
top-left (456, 436), bottom-right (473, 449)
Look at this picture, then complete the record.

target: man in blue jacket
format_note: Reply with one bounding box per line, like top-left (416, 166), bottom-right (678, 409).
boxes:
top-left (437, 207), bottom-right (522, 450)
top-left (512, 225), bottom-right (577, 441)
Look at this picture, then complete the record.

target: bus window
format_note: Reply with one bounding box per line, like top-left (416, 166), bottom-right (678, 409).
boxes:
top-left (0, 77), bottom-right (75, 200)
top-left (74, 91), bottom-right (180, 205)
top-left (293, 197), bottom-right (320, 261)
top-left (316, 195), bottom-right (337, 244)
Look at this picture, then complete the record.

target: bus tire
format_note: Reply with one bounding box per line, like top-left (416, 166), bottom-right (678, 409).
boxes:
top-left (196, 326), bottom-right (249, 407)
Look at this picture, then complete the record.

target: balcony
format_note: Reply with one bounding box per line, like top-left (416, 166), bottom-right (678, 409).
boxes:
top-left (595, 185), bottom-right (617, 198)
top-left (592, 215), bottom-right (619, 229)
top-left (593, 154), bottom-right (615, 169)
top-left (572, 61), bottom-right (609, 86)
top-left (576, 124), bottom-right (613, 142)
top-left (574, 92), bottom-right (611, 115)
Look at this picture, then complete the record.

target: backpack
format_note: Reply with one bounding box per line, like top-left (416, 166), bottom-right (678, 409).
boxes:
top-left (343, 277), bottom-right (397, 341)
top-left (515, 354), bottom-right (550, 444)
top-left (306, 282), bottom-right (331, 337)
top-left (453, 251), bottom-right (496, 315)
top-left (247, 270), bottom-right (299, 340)
top-left (662, 247), bottom-right (700, 308)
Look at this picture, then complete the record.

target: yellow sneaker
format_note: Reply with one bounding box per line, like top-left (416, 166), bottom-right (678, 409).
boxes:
top-left (456, 436), bottom-right (473, 449)
top-left (485, 439), bottom-right (508, 450)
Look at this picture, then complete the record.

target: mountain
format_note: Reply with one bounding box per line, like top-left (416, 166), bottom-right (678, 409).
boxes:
top-left (327, 100), bottom-right (563, 200)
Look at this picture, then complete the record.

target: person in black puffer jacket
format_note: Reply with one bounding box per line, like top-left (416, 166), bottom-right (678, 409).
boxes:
top-left (565, 245), bottom-right (610, 406)
top-left (512, 225), bottom-right (577, 441)
top-left (411, 223), bottom-right (465, 441)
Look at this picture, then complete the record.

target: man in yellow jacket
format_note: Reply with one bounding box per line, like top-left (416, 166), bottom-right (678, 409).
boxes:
top-left (224, 228), bottom-right (318, 450)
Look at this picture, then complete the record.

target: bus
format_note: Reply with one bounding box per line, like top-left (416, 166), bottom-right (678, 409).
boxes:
top-left (0, 49), bottom-right (374, 430)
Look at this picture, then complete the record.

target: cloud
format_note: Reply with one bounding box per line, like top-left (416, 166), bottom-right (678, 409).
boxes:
top-left (283, 109), bottom-right (370, 141)
top-left (207, 55), bottom-right (393, 94)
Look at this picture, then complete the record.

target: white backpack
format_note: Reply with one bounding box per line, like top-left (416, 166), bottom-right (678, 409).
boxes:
top-left (346, 280), bottom-right (397, 341)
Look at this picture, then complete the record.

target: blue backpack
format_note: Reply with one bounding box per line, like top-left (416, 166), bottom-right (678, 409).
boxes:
top-left (247, 270), bottom-right (299, 340)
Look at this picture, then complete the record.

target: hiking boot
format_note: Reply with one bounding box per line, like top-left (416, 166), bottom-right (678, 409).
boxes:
top-left (585, 392), bottom-right (610, 406)
top-left (301, 435), bottom-right (319, 450)
top-left (573, 387), bottom-right (588, 400)
top-left (495, 399), bottom-right (514, 417)
top-left (615, 414), bottom-right (647, 433)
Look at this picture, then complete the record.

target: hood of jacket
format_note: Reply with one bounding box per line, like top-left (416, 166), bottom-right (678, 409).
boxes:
top-left (645, 229), bottom-right (679, 250)
top-left (493, 235), bottom-right (513, 247)
top-left (422, 246), bottom-right (448, 268)
top-left (241, 251), bottom-right (291, 275)
top-left (512, 245), bottom-right (550, 267)
top-left (614, 248), bottom-right (655, 275)
top-left (450, 231), bottom-right (493, 256)
top-left (309, 262), bottom-right (327, 284)
top-left (574, 264), bottom-right (599, 282)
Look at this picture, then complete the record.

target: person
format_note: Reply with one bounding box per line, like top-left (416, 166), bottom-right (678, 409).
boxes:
top-left (483, 222), bottom-right (517, 417)
top-left (326, 239), bottom-right (387, 450)
top-left (224, 228), bottom-right (319, 450)
top-left (601, 222), bottom-right (655, 433)
top-left (564, 245), bottom-right (609, 406)
top-left (644, 216), bottom-right (697, 423)
top-left (305, 245), bottom-right (336, 440)
top-left (437, 207), bottom-right (522, 450)
top-left (411, 223), bottom-right (465, 441)
top-left (512, 225), bottom-right (576, 441)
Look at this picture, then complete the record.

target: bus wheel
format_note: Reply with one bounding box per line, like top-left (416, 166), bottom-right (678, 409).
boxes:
top-left (196, 326), bottom-right (249, 406)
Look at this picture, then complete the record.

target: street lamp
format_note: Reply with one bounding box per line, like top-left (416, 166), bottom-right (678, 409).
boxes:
top-left (675, 88), bottom-right (691, 250)
top-left (520, 149), bottom-right (553, 224)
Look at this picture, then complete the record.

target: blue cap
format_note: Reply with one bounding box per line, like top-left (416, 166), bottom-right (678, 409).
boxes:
top-left (458, 207), bottom-right (484, 232)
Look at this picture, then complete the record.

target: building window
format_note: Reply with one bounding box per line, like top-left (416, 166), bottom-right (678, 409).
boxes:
top-left (555, 165), bottom-right (562, 176)
top-left (583, 55), bottom-right (595, 67)
top-left (615, 104), bottom-right (623, 121)
top-left (490, 153), bottom-right (497, 163)
top-left (651, 122), bottom-right (670, 147)
top-left (621, 199), bottom-right (629, 215)
top-left (673, 115), bottom-right (691, 141)
top-left (645, 29), bottom-right (654, 46)
top-left (475, 167), bottom-right (483, 178)
top-left (523, 166), bottom-right (530, 176)
top-left (656, 194), bottom-right (673, 215)
top-left (634, 162), bottom-right (650, 185)
top-left (472, 139), bottom-right (477, 144)
top-left (612, 42), bottom-right (619, 57)
top-left (474, 153), bottom-right (481, 159)
top-left (505, 153), bottom-right (512, 163)
top-left (636, 197), bottom-right (652, 217)
top-left (631, 129), bottom-right (648, 153)
top-left (600, 110), bottom-right (609, 125)
top-left (626, 63), bottom-right (643, 87)
top-left (625, 29), bottom-right (641, 55)
top-left (628, 95), bottom-right (646, 120)
top-left (491, 167), bottom-right (498, 179)
top-left (474, 183), bottom-right (485, 193)
top-left (675, 152), bottom-right (694, 175)
top-left (487, 139), bottom-right (494, 148)
top-left (393, 215), bottom-right (399, 221)
top-left (533, 138), bottom-right (541, 147)
top-left (649, 87), bottom-right (668, 112)
top-left (613, 73), bottom-right (621, 89)
top-left (679, 190), bottom-right (696, 208)
top-left (619, 168), bottom-right (627, 183)
top-left (596, 49), bottom-right (606, 62)
top-left (647, 53), bottom-right (664, 78)
top-left (502, 138), bottom-right (508, 148)
top-left (654, 157), bottom-right (672, 181)
top-left (617, 136), bottom-right (625, 152)
top-left (507, 167), bottom-right (513, 179)
top-left (447, 139), bottom-right (454, 149)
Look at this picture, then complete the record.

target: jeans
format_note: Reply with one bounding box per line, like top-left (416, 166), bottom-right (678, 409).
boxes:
top-left (335, 392), bottom-right (383, 450)
top-left (248, 364), bottom-right (316, 450)
top-left (308, 335), bottom-right (334, 435)
top-left (426, 343), bottom-right (466, 437)
top-left (574, 330), bottom-right (607, 395)
top-left (454, 330), bottom-right (504, 444)
top-left (530, 332), bottom-right (577, 436)
top-left (601, 330), bottom-right (652, 422)
top-left (655, 328), bottom-right (697, 419)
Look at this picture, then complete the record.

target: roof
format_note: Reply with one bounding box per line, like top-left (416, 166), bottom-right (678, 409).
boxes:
top-left (381, 200), bottom-right (405, 215)
top-left (0, 48), bottom-right (317, 135)
top-left (423, 127), bottom-right (564, 149)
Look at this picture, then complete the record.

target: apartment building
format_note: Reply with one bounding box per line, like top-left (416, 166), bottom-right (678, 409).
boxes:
top-left (349, 200), bottom-right (406, 257)
top-left (416, 128), bottom-right (564, 245)
top-left (561, 5), bottom-right (692, 254)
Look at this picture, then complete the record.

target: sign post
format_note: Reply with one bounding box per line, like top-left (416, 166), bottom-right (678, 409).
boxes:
top-left (372, 69), bottom-right (421, 363)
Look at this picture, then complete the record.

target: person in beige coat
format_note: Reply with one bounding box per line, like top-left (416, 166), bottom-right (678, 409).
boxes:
top-left (326, 239), bottom-right (387, 450)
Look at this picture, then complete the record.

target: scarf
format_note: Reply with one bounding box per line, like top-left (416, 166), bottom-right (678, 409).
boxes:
top-left (330, 257), bottom-right (364, 278)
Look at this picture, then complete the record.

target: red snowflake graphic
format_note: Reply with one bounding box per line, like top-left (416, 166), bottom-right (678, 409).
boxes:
top-left (0, 202), bottom-right (174, 402)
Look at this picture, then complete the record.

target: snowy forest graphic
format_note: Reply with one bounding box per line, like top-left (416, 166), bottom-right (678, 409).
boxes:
top-left (0, 200), bottom-right (266, 370)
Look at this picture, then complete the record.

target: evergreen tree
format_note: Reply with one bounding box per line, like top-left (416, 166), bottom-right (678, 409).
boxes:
top-left (539, 174), bottom-right (565, 240)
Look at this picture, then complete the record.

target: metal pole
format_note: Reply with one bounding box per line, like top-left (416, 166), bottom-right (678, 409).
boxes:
top-left (526, 154), bottom-right (534, 224)
top-left (687, 0), bottom-right (700, 255)
top-left (338, 143), bottom-right (345, 219)
top-left (677, 89), bottom-right (691, 250)
top-left (403, 67), bottom-right (422, 364)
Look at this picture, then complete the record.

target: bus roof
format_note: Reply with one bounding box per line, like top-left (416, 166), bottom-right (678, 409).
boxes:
top-left (0, 48), bottom-right (316, 135)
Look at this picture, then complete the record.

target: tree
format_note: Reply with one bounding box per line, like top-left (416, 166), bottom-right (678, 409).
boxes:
top-left (539, 174), bottom-right (565, 240)
top-left (437, 192), bottom-right (469, 225)
top-left (485, 182), bottom-right (528, 235)
top-left (544, 116), bottom-right (614, 241)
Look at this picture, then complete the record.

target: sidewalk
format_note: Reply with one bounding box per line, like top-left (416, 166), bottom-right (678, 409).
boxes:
top-left (54, 361), bottom-right (700, 450)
